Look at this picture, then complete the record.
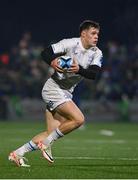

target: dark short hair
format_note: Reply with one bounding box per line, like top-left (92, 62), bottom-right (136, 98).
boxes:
top-left (79, 20), bottom-right (100, 35)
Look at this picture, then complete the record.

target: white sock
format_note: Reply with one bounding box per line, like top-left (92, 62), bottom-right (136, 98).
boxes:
top-left (15, 140), bottom-right (38, 156)
top-left (43, 128), bottom-right (64, 146)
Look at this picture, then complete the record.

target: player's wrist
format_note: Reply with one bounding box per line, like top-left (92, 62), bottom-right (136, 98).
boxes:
top-left (50, 58), bottom-right (58, 68)
top-left (76, 65), bottom-right (83, 74)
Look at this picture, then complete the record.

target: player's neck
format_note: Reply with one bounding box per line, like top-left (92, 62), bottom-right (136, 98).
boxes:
top-left (80, 37), bottom-right (91, 49)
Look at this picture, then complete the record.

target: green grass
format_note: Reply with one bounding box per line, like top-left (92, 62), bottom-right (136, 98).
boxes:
top-left (0, 121), bottom-right (138, 179)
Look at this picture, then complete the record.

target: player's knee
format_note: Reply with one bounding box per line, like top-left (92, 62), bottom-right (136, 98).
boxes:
top-left (74, 114), bottom-right (85, 128)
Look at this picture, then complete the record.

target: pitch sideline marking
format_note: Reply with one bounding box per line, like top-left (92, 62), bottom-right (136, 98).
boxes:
top-left (65, 139), bottom-right (126, 144)
top-left (55, 156), bottom-right (138, 161)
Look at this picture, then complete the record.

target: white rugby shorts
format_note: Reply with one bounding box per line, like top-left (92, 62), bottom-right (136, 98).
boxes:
top-left (42, 78), bottom-right (73, 111)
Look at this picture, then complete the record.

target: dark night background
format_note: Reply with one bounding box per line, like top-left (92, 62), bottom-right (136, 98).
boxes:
top-left (0, 0), bottom-right (138, 121)
top-left (0, 0), bottom-right (138, 51)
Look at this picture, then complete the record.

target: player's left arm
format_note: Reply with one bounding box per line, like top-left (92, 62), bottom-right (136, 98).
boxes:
top-left (68, 59), bottom-right (101, 80)
top-left (79, 49), bottom-right (103, 79)
top-left (76, 65), bottom-right (101, 80)
top-left (69, 50), bottom-right (103, 79)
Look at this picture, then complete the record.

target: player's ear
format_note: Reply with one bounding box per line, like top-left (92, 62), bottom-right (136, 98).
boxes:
top-left (81, 30), bottom-right (86, 37)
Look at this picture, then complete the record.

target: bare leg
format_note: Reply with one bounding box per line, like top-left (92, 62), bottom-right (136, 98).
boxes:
top-left (8, 110), bottom-right (61, 166)
top-left (56, 101), bottom-right (85, 134)
top-left (46, 110), bottom-right (61, 134)
top-left (32, 110), bottom-right (61, 143)
top-left (32, 101), bottom-right (85, 163)
top-left (41, 101), bottom-right (85, 147)
top-left (32, 109), bottom-right (67, 143)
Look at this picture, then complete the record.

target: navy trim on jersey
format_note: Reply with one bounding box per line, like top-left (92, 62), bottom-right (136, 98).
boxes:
top-left (41, 45), bottom-right (65, 65)
top-left (77, 65), bottom-right (101, 79)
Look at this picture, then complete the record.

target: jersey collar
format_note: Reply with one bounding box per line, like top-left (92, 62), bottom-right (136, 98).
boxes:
top-left (78, 38), bottom-right (97, 52)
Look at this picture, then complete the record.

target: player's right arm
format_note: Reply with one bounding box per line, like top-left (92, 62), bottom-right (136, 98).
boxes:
top-left (41, 38), bottom-right (75, 72)
top-left (41, 45), bottom-right (64, 72)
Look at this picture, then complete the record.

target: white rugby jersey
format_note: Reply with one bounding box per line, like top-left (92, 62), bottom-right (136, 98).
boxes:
top-left (51, 38), bottom-right (103, 92)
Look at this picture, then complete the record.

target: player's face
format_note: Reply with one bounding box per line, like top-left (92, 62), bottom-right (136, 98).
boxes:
top-left (82, 27), bottom-right (99, 48)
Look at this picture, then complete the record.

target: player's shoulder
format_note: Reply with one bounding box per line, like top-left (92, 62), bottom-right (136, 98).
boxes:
top-left (96, 47), bottom-right (103, 56)
top-left (61, 37), bottom-right (79, 44)
top-left (59, 37), bottom-right (80, 49)
top-left (90, 46), bottom-right (103, 56)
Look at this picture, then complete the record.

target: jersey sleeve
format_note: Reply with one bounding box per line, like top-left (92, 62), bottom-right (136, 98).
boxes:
top-left (90, 49), bottom-right (103, 67)
top-left (51, 38), bottom-right (76, 54)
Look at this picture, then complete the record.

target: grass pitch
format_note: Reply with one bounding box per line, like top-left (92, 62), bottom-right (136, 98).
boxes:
top-left (0, 121), bottom-right (138, 179)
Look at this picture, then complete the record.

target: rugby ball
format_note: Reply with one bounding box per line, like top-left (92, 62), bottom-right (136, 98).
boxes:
top-left (58, 56), bottom-right (73, 69)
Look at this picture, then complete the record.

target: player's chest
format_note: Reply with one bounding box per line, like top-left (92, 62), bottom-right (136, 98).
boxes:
top-left (74, 50), bottom-right (95, 68)
top-left (67, 46), bottom-right (95, 68)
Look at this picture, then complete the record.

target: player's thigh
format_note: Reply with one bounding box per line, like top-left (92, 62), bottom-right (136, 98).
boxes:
top-left (55, 100), bottom-right (84, 122)
top-left (53, 112), bottom-right (67, 122)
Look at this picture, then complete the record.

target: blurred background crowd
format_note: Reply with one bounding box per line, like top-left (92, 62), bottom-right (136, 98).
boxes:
top-left (0, 0), bottom-right (138, 121)
top-left (0, 31), bottom-right (137, 121)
